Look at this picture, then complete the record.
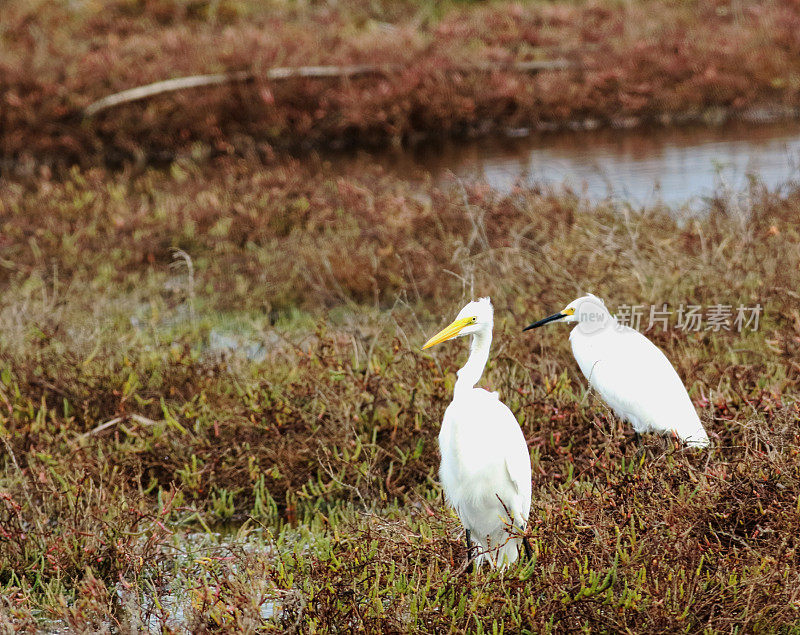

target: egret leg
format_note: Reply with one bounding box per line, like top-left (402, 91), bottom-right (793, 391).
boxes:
top-left (465, 529), bottom-right (475, 573)
top-left (634, 432), bottom-right (645, 462)
top-left (522, 536), bottom-right (534, 561)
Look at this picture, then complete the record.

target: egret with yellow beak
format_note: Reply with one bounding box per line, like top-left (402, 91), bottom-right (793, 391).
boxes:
top-left (524, 294), bottom-right (709, 449)
top-left (423, 297), bottom-right (533, 569)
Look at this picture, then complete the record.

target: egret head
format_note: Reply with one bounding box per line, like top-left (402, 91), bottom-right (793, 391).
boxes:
top-left (523, 294), bottom-right (611, 333)
top-left (422, 297), bottom-right (493, 349)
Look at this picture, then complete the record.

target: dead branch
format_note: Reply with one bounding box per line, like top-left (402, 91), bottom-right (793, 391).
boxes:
top-left (82, 60), bottom-right (572, 117)
top-left (83, 65), bottom-right (385, 117)
top-left (81, 413), bottom-right (159, 438)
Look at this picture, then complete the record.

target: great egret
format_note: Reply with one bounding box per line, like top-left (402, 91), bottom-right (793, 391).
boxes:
top-left (423, 297), bottom-right (533, 568)
top-left (524, 294), bottom-right (709, 448)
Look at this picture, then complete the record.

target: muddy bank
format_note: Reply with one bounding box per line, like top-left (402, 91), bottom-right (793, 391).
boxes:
top-left (3, 0), bottom-right (800, 168)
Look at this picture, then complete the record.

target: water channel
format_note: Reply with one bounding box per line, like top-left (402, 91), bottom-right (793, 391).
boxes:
top-left (347, 120), bottom-right (800, 209)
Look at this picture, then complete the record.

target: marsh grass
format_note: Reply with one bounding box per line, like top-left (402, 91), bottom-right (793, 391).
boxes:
top-left (1, 157), bottom-right (800, 631)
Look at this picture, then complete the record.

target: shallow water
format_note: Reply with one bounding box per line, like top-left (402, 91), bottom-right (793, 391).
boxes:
top-left (40, 528), bottom-right (278, 634)
top-left (345, 121), bottom-right (800, 208)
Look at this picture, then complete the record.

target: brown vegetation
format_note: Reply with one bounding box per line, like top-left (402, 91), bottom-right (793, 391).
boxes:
top-left (3, 0), bottom-right (800, 629)
top-left (2, 155), bottom-right (800, 629)
top-left (4, 0), bottom-right (800, 167)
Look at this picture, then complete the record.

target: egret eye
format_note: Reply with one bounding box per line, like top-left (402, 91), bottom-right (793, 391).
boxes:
top-left (471, 316), bottom-right (477, 323)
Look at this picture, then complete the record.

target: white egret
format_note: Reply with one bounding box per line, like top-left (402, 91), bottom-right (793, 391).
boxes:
top-left (524, 294), bottom-right (709, 448)
top-left (423, 297), bottom-right (533, 569)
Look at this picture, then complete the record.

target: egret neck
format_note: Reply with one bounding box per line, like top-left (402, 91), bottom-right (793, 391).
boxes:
top-left (456, 327), bottom-right (492, 395)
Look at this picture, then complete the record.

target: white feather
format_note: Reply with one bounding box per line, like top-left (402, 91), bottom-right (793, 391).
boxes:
top-left (570, 323), bottom-right (709, 447)
top-left (439, 387), bottom-right (532, 567)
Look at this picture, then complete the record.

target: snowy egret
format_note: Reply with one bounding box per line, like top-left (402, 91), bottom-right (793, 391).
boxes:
top-left (423, 297), bottom-right (533, 569)
top-left (523, 294), bottom-right (709, 449)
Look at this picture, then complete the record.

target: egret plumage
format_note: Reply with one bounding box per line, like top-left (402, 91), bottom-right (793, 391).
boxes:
top-left (423, 297), bottom-right (533, 568)
top-left (524, 294), bottom-right (709, 449)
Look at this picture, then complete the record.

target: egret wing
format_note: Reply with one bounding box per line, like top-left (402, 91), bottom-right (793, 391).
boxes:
top-left (584, 328), bottom-right (704, 441)
top-left (440, 390), bottom-right (532, 533)
top-left (495, 402), bottom-right (533, 526)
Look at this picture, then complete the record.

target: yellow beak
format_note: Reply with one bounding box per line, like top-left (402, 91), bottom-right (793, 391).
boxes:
top-left (422, 317), bottom-right (474, 350)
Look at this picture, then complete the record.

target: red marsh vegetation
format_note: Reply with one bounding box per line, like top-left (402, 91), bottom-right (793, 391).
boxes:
top-left (3, 0), bottom-right (800, 165)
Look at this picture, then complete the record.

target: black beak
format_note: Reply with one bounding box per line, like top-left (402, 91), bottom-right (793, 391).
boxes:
top-left (523, 312), bottom-right (565, 331)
